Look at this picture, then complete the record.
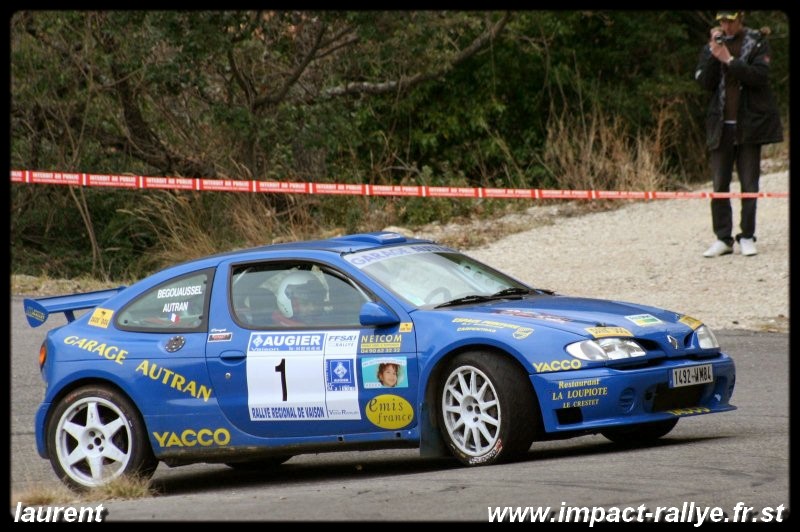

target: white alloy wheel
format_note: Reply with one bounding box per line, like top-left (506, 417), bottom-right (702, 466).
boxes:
top-left (47, 386), bottom-right (156, 490)
top-left (438, 352), bottom-right (538, 466)
top-left (441, 364), bottom-right (502, 457)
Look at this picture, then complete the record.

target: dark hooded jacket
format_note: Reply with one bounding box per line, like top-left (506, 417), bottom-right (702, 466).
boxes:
top-left (695, 27), bottom-right (783, 150)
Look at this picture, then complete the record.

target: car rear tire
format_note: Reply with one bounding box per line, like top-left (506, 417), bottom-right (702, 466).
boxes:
top-left (437, 351), bottom-right (538, 466)
top-left (46, 385), bottom-right (157, 491)
top-left (600, 418), bottom-right (679, 444)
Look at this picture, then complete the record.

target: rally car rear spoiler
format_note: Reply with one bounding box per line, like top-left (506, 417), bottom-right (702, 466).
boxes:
top-left (23, 286), bottom-right (127, 328)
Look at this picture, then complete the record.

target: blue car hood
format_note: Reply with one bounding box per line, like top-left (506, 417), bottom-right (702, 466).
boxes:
top-left (439, 295), bottom-right (700, 340)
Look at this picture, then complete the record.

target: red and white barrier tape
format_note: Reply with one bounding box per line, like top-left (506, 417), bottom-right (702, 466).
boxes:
top-left (10, 170), bottom-right (789, 200)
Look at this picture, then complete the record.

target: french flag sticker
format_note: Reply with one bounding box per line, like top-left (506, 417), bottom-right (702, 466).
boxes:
top-left (170, 313), bottom-right (180, 324)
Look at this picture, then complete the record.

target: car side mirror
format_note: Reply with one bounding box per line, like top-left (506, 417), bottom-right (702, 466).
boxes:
top-left (359, 302), bottom-right (400, 327)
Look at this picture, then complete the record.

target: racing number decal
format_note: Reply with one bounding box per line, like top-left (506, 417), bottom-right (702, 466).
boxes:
top-left (274, 358), bottom-right (288, 401)
top-left (246, 331), bottom-right (362, 421)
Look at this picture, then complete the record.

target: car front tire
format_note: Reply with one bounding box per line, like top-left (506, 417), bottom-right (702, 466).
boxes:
top-left (438, 352), bottom-right (538, 466)
top-left (46, 385), bottom-right (157, 491)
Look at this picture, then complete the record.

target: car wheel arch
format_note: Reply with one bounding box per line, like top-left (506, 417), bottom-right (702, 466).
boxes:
top-left (420, 344), bottom-right (542, 450)
top-left (44, 377), bottom-right (154, 458)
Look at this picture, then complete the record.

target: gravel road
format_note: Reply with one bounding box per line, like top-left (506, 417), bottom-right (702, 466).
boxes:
top-left (461, 170), bottom-right (790, 333)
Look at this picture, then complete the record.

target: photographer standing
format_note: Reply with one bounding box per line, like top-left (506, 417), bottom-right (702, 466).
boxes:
top-left (695, 11), bottom-right (783, 257)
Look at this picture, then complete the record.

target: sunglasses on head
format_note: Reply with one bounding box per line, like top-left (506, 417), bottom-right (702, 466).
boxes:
top-left (716, 12), bottom-right (741, 21)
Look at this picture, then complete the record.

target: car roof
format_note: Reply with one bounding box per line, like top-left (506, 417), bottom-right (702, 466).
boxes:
top-left (165, 231), bottom-right (437, 272)
top-left (265, 231), bottom-right (430, 254)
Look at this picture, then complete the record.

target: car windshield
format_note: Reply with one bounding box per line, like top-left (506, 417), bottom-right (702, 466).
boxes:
top-left (344, 244), bottom-right (530, 308)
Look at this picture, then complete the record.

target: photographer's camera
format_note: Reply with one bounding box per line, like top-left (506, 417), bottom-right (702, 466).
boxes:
top-left (714, 34), bottom-right (725, 44)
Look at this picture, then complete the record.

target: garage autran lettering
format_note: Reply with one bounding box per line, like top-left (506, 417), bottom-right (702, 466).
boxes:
top-left (63, 336), bottom-right (127, 364)
top-left (135, 359), bottom-right (212, 401)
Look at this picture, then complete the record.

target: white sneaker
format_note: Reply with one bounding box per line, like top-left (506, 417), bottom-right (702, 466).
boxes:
top-left (739, 238), bottom-right (758, 256)
top-left (703, 240), bottom-right (733, 258)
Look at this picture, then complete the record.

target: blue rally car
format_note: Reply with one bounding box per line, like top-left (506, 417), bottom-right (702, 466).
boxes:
top-left (24, 232), bottom-right (736, 490)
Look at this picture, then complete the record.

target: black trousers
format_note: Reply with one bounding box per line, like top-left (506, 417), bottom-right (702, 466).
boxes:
top-left (709, 123), bottom-right (761, 246)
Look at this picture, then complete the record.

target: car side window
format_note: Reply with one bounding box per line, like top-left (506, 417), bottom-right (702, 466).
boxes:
top-left (116, 270), bottom-right (212, 332)
top-left (231, 262), bottom-right (369, 329)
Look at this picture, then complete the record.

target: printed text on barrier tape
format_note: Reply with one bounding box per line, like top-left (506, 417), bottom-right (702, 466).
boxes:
top-left (10, 170), bottom-right (789, 200)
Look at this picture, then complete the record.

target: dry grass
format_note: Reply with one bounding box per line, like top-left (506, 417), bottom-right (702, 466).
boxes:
top-left (11, 274), bottom-right (124, 297)
top-left (12, 475), bottom-right (156, 506)
top-left (118, 191), bottom-right (221, 268)
top-left (12, 483), bottom-right (79, 507)
top-left (540, 98), bottom-right (675, 194)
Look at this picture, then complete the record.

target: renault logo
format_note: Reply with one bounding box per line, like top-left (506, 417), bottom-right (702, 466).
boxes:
top-left (667, 335), bottom-right (679, 349)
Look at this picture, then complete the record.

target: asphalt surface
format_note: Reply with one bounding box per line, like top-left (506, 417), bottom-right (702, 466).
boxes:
top-left (9, 296), bottom-right (789, 522)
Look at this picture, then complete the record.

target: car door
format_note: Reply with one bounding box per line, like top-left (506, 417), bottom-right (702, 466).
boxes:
top-left (205, 258), bottom-right (419, 439)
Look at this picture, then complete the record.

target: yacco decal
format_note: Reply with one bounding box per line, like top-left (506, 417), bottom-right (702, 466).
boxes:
top-left (62, 336), bottom-right (127, 364)
top-left (533, 359), bottom-right (583, 373)
top-left (135, 360), bottom-right (212, 402)
top-left (153, 428), bottom-right (230, 448)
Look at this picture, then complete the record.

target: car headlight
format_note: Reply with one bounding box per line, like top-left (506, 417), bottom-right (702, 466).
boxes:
top-left (695, 325), bottom-right (719, 349)
top-left (566, 338), bottom-right (646, 361)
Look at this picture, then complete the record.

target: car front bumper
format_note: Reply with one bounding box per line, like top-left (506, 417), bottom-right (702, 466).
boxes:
top-left (530, 355), bottom-right (736, 433)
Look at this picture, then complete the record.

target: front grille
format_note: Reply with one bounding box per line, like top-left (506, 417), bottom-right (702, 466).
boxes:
top-left (651, 383), bottom-right (705, 411)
